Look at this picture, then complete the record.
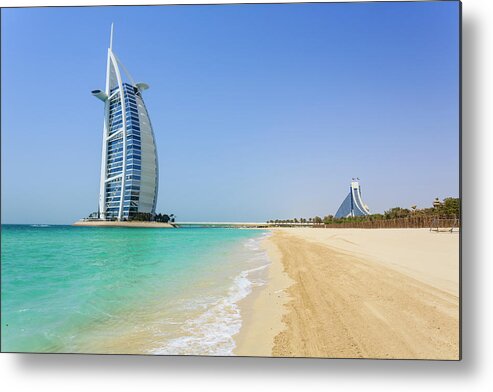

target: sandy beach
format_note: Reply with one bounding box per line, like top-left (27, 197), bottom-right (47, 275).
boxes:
top-left (235, 228), bottom-right (459, 359)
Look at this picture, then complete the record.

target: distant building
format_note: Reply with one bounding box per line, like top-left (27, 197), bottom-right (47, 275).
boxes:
top-left (92, 24), bottom-right (159, 221)
top-left (433, 197), bottom-right (443, 208)
top-left (334, 180), bottom-right (370, 218)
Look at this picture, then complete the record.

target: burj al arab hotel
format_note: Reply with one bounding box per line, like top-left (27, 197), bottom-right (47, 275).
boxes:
top-left (92, 25), bottom-right (159, 221)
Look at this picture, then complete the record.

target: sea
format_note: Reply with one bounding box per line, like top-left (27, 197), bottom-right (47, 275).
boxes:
top-left (1, 224), bottom-right (270, 355)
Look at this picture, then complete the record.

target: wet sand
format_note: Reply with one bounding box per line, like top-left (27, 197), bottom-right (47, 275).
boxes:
top-left (235, 228), bottom-right (459, 359)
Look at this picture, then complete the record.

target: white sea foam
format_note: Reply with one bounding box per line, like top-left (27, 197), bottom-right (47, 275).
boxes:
top-left (150, 233), bottom-right (270, 356)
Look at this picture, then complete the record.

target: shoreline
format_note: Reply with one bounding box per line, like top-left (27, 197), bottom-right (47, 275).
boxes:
top-left (235, 228), bottom-right (459, 359)
top-left (233, 233), bottom-right (293, 356)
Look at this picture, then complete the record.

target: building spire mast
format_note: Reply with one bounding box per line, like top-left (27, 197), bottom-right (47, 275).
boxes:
top-left (109, 23), bottom-right (114, 51)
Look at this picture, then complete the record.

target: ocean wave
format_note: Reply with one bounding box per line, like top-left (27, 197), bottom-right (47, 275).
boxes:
top-left (243, 232), bottom-right (271, 252)
top-left (150, 234), bottom-right (270, 356)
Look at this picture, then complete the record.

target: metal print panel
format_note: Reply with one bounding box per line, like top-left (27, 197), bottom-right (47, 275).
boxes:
top-left (1, 1), bottom-right (461, 359)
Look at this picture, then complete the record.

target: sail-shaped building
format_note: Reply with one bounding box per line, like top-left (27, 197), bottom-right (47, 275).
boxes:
top-left (92, 24), bottom-right (159, 221)
top-left (334, 180), bottom-right (371, 218)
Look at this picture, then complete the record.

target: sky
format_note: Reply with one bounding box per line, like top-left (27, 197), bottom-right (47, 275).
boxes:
top-left (1, 1), bottom-right (460, 224)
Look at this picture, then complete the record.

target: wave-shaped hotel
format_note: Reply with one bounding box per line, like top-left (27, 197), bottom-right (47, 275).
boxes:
top-left (92, 24), bottom-right (159, 221)
top-left (334, 180), bottom-right (371, 218)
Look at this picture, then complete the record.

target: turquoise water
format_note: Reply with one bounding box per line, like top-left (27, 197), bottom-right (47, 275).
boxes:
top-left (1, 225), bottom-right (269, 355)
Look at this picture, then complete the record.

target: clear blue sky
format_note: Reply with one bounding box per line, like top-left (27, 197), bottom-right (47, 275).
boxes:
top-left (1, 2), bottom-right (459, 224)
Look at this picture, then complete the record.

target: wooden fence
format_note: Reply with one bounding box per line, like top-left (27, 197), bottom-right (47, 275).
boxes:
top-left (317, 216), bottom-right (460, 230)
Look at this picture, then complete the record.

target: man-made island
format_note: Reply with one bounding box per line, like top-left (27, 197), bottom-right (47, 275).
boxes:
top-left (73, 220), bottom-right (176, 228)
